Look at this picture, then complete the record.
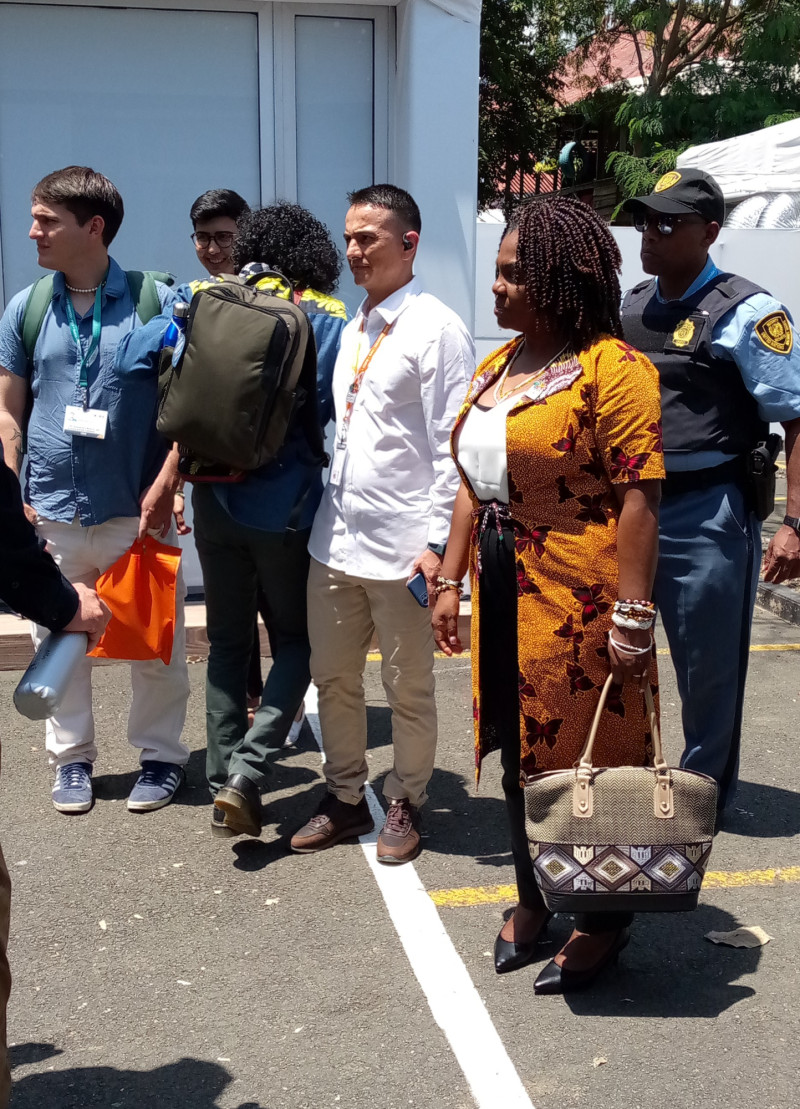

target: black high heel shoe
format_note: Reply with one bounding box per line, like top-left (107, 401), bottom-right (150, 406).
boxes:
top-left (494, 912), bottom-right (552, 975)
top-left (533, 927), bottom-right (630, 994)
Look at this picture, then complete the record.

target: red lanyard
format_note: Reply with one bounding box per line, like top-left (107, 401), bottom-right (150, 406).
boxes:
top-left (339, 319), bottom-right (393, 437)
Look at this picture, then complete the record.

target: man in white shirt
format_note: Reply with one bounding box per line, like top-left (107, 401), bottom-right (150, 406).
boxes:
top-left (291, 185), bottom-right (474, 864)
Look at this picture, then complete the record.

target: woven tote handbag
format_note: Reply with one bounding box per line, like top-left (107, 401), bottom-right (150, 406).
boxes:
top-left (524, 675), bottom-right (718, 913)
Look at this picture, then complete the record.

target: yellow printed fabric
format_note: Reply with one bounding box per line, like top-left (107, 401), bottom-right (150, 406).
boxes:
top-left (451, 336), bottom-right (666, 783)
top-left (187, 275), bottom-right (347, 321)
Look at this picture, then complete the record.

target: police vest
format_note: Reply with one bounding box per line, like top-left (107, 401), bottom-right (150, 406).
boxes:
top-left (621, 273), bottom-right (768, 455)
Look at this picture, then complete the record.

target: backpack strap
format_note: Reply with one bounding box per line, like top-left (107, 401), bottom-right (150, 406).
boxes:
top-left (21, 269), bottom-right (171, 360)
top-left (126, 270), bottom-right (162, 324)
top-left (285, 337), bottom-right (330, 537)
top-left (21, 275), bottom-right (55, 368)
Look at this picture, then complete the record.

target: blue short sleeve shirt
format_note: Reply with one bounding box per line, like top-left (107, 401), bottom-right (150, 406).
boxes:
top-left (0, 258), bottom-right (175, 525)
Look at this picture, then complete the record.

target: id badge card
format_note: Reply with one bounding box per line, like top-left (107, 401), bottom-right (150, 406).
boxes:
top-left (329, 439), bottom-right (347, 487)
top-left (64, 405), bottom-right (108, 439)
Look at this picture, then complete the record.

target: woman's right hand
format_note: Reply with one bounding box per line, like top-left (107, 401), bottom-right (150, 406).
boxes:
top-left (607, 625), bottom-right (653, 688)
top-left (432, 590), bottom-right (463, 656)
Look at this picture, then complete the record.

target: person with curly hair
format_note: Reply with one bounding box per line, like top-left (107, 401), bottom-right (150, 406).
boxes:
top-left (184, 204), bottom-right (348, 839)
top-left (431, 196), bottom-right (664, 993)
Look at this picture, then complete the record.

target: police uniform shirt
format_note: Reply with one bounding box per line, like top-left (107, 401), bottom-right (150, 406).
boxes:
top-left (652, 256), bottom-right (800, 471)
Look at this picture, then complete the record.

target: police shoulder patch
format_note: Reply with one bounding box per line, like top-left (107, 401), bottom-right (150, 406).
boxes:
top-left (755, 311), bottom-right (793, 355)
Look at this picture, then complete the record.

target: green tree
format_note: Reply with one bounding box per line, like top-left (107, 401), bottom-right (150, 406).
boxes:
top-left (479, 0), bottom-right (566, 212)
top-left (559, 0), bottom-right (800, 200)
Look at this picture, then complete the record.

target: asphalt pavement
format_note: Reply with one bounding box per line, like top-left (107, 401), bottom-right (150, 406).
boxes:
top-left (1, 602), bottom-right (798, 1109)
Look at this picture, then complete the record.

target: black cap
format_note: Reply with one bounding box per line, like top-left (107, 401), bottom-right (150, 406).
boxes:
top-left (623, 168), bottom-right (725, 224)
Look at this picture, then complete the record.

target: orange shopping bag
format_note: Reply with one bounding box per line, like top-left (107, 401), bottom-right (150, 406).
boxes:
top-left (89, 538), bottom-right (182, 664)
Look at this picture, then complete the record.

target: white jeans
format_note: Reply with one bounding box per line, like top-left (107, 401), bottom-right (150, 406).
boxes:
top-left (32, 515), bottom-right (191, 770)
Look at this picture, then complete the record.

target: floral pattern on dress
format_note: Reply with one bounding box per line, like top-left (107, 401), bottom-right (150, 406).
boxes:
top-left (451, 336), bottom-right (665, 782)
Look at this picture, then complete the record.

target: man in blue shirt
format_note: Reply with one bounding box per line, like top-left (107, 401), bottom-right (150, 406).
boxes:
top-left (0, 166), bottom-right (190, 816)
top-left (621, 168), bottom-right (800, 821)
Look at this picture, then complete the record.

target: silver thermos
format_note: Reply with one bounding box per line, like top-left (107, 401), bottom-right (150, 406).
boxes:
top-left (13, 631), bottom-right (89, 720)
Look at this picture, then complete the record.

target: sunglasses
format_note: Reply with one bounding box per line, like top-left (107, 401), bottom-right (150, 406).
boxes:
top-left (633, 213), bottom-right (704, 236)
top-left (191, 231), bottom-right (235, 248)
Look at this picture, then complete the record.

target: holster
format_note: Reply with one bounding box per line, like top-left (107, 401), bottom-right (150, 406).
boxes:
top-left (746, 434), bottom-right (783, 521)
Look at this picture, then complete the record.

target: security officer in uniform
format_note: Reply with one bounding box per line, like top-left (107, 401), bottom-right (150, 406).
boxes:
top-left (621, 167), bottom-right (800, 820)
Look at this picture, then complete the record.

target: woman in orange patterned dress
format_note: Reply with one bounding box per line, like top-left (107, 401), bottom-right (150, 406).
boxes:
top-left (432, 197), bottom-right (664, 994)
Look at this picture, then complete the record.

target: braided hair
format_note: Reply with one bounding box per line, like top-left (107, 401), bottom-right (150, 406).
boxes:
top-left (507, 196), bottom-right (623, 349)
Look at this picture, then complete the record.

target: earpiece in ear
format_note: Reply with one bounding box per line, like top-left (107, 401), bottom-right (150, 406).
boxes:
top-left (403, 235), bottom-right (413, 251)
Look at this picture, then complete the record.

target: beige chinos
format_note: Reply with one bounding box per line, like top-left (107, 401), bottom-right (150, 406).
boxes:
top-left (308, 558), bottom-right (437, 808)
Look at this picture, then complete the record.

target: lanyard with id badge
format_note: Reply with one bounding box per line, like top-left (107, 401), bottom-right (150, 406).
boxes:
top-left (329, 318), bottom-right (393, 486)
top-left (63, 287), bottom-right (108, 439)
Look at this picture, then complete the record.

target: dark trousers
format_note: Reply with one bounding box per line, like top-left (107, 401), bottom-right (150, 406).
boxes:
top-left (479, 519), bottom-right (633, 934)
top-left (654, 481), bottom-right (760, 811)
top-left (192, 485), bottom-right (311, 794)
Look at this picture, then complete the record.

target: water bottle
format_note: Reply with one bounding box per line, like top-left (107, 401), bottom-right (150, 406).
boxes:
top-left (14, 632), bottom-right (89, 720)
top-left (162, 301), bottom-right (190, 367)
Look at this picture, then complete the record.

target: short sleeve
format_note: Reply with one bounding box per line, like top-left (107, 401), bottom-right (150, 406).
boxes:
top-left (0, 289), bottom-right (33, 378)
top-left (593, 339), bottom-right (665, 484)
top-left (714, 294), bottom-right (800, 423)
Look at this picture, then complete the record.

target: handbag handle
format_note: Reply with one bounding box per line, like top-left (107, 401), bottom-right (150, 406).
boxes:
top-left (576, 674), bottom-right (667, 773)
top-left (572, 672), bottom-right (674, 820)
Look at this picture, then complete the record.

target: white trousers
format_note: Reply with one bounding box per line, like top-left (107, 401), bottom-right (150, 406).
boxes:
top-left (32, 515), bottom-right (191, 770)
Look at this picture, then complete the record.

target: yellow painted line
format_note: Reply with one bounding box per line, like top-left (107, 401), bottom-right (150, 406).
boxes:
top-left (367, 650), bottom-right (473, 661)
top-left (430, 867), bottom-right (800, 908)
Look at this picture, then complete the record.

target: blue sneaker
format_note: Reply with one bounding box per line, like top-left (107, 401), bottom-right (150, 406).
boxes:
top-left (127, 761), bottom-right (184, 812)
top-left (52, 762), bottom-right (93, 814)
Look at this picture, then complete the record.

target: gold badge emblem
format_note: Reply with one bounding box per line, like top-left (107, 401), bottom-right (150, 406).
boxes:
top-left (654, 171), bottom-right (681, 193)
top-left (755, 311), bottom-right (793, 355)
top-left (672, 318), bottom-right (695, 348)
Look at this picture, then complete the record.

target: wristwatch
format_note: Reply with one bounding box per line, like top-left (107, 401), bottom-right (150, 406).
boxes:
top-left (427, 541), bottom-right (447, 558)
top-left (783, 515), bottom-right (800, 535)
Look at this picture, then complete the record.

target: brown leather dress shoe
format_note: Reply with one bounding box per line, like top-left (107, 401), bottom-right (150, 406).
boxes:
top-left (290, 794), bottom-right (374, 853)
top-left (376, 798), bottom-right (422, 865)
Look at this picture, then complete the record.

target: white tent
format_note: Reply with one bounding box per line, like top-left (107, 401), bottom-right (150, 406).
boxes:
top-left (677, 118), bottom-right (800, 201)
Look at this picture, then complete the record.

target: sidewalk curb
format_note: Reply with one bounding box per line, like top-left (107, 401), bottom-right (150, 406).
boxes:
top-left (756, 581), bottom-right (800, 626)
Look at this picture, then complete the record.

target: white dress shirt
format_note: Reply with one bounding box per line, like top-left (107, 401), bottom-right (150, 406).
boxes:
top-left (309, 277), bottom-right (474, 580)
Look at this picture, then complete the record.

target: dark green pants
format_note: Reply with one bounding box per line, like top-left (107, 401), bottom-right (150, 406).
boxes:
top-left (192, 485), bottom-right (311, 794)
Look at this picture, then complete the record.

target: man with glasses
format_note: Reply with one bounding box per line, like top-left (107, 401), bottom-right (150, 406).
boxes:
top-left (621, 167), bottom-right (800, 824)
top-left (190, 188), bottom-right (250, 278)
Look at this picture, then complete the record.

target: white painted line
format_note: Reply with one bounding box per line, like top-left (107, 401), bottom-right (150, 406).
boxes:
top-left (304, 684), bottom-right (536, 1109)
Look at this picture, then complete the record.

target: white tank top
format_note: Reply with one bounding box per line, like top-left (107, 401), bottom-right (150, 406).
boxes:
top-left (455, 393), bottom-right (519, 503)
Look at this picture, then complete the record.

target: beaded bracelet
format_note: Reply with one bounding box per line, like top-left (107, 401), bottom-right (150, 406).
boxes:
top-left (611, 612), bottom-right (655, 630)
top-left (436, 576), bottom-right (463, 590)
top-left (608, 633), bottom-right (653, 656)
top-left (614, 599), bottom-right (655, 613)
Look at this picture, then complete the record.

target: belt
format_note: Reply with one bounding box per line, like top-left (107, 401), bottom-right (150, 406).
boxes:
top-left (661, 456), bottom-right (747, 498)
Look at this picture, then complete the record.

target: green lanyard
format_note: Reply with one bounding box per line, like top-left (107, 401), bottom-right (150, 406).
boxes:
top-left (65, 286), bottom-right (103, 407)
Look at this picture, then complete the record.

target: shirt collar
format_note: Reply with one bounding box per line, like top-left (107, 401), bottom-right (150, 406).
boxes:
top-left (51, 256), bottom-right (126, 303)
top-left (357, 276), bottom-right (421, 327)
top-left (655, 255), bottom-right (719, 304)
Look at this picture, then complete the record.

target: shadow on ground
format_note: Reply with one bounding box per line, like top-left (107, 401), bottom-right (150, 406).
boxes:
top-left (9, 1045), bottom-right (263, 1108)
top-left (721, 779), bottom-right (800, 838)
top-left (561, 902), bottom-right (761, 1019)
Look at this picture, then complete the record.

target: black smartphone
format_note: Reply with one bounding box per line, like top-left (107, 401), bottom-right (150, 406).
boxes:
top-left (406, 572), bottom-right (429, 608)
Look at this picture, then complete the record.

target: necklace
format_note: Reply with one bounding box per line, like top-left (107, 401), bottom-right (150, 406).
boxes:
top-left (493, 340), bottom-right (569, 403)
top-left (66, 282), bottom-right (101, 294)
